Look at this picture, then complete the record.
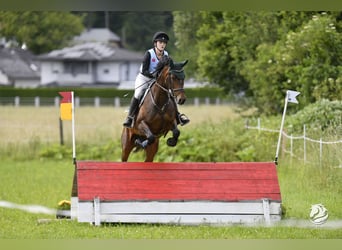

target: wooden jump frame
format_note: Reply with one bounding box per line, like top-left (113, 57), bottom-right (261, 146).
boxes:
top-left (70, 161), bottom-right (282, 226)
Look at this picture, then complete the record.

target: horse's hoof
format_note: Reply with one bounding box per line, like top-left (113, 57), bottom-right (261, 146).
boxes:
top-left (134, 139), bottom-right (142, 148)
top-left (135, 139), bottom-right (148, 149)
top-left (167, 137), bottom-right (177, 147)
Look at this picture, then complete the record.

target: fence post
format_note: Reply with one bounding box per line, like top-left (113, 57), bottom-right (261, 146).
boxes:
top-left (34, 96), bottom-right (40, 107)
top-left (114, 97), bottom-right (120, 108)
top-left (194, 97), bottom-right (199, 106)
top-left (54, 96), bottom-right (60, 108)
top-left (14, 96), bottom-right (20, 107)
top-left (216, 97), bottom-right (220, 105)
top-left (94, 97), bottom-right (100, 107)
top-left (75, 97), bottom-right (80, 107)
top-left (243, 118), bottom-right (341, 167)
top-left (205, 97), bottom-right (210, 105)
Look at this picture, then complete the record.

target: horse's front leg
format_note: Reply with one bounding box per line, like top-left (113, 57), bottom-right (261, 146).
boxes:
top-left (135, 120), bottom-right (155, 149)
top-left (144, 138), bottom-right (159, 162)
top-left (121, 127), bottom-right (135, 162)
top-left (166, 121), bottom-right (180, 147)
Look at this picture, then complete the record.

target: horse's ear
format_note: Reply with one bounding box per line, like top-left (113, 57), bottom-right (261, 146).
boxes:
top-left (182, 60), bottom-right (188, 67)
top-left (172, 59), bottom-right (188, 70)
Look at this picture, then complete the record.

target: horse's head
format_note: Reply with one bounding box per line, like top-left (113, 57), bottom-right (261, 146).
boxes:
top-left (170, 59), bottom-right (188, 105)
top-left (156, 56), bottom-right (188, 105)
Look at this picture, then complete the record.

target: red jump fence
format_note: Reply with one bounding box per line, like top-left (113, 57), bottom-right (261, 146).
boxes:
top-left (71, 161), bottom-right (282, 226)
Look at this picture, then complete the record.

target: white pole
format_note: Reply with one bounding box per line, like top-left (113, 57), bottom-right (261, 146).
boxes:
top-left (319, 138), bottom-right (322, 168)
top-left (290, 134), bottom-right (293, 166)
top-left (275, 92), bottom-right (289, 165)
top-left (303, 124), bottom-right (306, 164)
top-left (71, 91), bottom-right (76, 164)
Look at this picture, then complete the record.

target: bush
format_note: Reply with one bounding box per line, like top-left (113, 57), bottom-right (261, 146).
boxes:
top-left (0, 86), bottom-right (226, 99)
top-left (287, 99), bottom-right (342, 135)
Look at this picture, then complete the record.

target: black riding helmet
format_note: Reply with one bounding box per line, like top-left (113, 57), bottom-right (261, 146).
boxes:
top-left (152, 31), bottom-right (169, 44)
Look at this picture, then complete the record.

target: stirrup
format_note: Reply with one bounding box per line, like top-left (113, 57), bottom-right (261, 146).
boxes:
top-left (179, 114), bottom-right (190, 126)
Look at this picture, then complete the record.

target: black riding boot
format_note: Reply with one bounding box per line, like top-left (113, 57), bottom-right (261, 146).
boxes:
top-left (177, 112), bottom-right (190, 126)
top-left (123, 97), bottom-right (139, 127)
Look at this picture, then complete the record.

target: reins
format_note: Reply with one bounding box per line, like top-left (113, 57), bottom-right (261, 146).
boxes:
top-left (149, 67), bottom-right (183, 112)
top-left (149, 73), bottom-right (172, 112)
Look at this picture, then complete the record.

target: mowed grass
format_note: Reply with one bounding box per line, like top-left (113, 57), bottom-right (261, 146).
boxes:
top-left (0, 105), bottom-right (342, 239)
top-left (1, 158), bottom-right (342, 240)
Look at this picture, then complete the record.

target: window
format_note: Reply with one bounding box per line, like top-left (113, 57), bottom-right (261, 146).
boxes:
top-left (120, 62), bottom-right (129, 81)
top-left (64, 61), bottom-right (89, 75)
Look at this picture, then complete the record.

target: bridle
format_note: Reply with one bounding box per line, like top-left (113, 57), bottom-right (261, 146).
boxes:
top-left (150, 66), bottom-right (185, 112)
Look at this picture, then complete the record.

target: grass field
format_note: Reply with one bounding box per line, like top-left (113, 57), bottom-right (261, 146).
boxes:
top-left (0, 105), bottom-right (341, 239)
top-left (0, 106), bottom-right (240, 145)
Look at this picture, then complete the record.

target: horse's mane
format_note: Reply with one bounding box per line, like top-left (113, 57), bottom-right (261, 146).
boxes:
top-left (154, 55), bottom-right (186, 79)
top-left (154, 55), bottom-right (172, 75)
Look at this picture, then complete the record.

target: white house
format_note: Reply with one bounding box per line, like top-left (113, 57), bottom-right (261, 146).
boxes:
top-left (0, 45), bottom-right (40, 88)
top-left (38, 42), bottom-right (143, 88)
top-left (1, 28), bottom-right (204, 89)
top-left (37, 28), bottom-right (143, 88)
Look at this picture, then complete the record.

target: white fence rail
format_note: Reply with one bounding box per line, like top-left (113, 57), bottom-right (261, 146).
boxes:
top-left (245, 118), bottom-right (342, 167)
top-left (0, 96), bottom-right (228, 107)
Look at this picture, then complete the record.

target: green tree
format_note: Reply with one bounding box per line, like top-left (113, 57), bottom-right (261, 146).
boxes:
top-left (194, 11), bottom-right (284, 94)
top-left (173, 11), bottom-right (204, 76)
top-left (174, 11), bottom-right (341, 114)
top-left (282, 13), bottom-right (342, 103)
top-left (73, 11), bottom-right (175, 53)
top-left (0, 11), bottom-right (84, 54)
top-left (119, 12), bottom-right (175, 53)
top-left (242, 42), bottom-right (286, 113)
top-left (244, 13), bottom-right (342, 114)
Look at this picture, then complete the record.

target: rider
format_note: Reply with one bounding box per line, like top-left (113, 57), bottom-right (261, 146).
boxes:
top-left (123, 31), bottom-right (190, 128)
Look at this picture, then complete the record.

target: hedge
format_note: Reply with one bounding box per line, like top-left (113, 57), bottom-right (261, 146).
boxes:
top-left (0, 86), bottom-right (226, 99)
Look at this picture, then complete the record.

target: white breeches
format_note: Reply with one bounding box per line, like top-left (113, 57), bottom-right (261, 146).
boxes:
top-left (134, 73), bottom-right (152, 99)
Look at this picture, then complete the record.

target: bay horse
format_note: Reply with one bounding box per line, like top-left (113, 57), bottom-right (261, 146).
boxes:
top-left (121, 55), bottom-right (188, 162)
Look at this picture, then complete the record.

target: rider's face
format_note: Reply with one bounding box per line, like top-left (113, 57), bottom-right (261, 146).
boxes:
top-left (155, 40), bottom-right (167, 52)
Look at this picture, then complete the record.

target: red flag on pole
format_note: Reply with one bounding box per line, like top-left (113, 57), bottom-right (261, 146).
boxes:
top-left (59, 92), bottom-right (72, 120)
